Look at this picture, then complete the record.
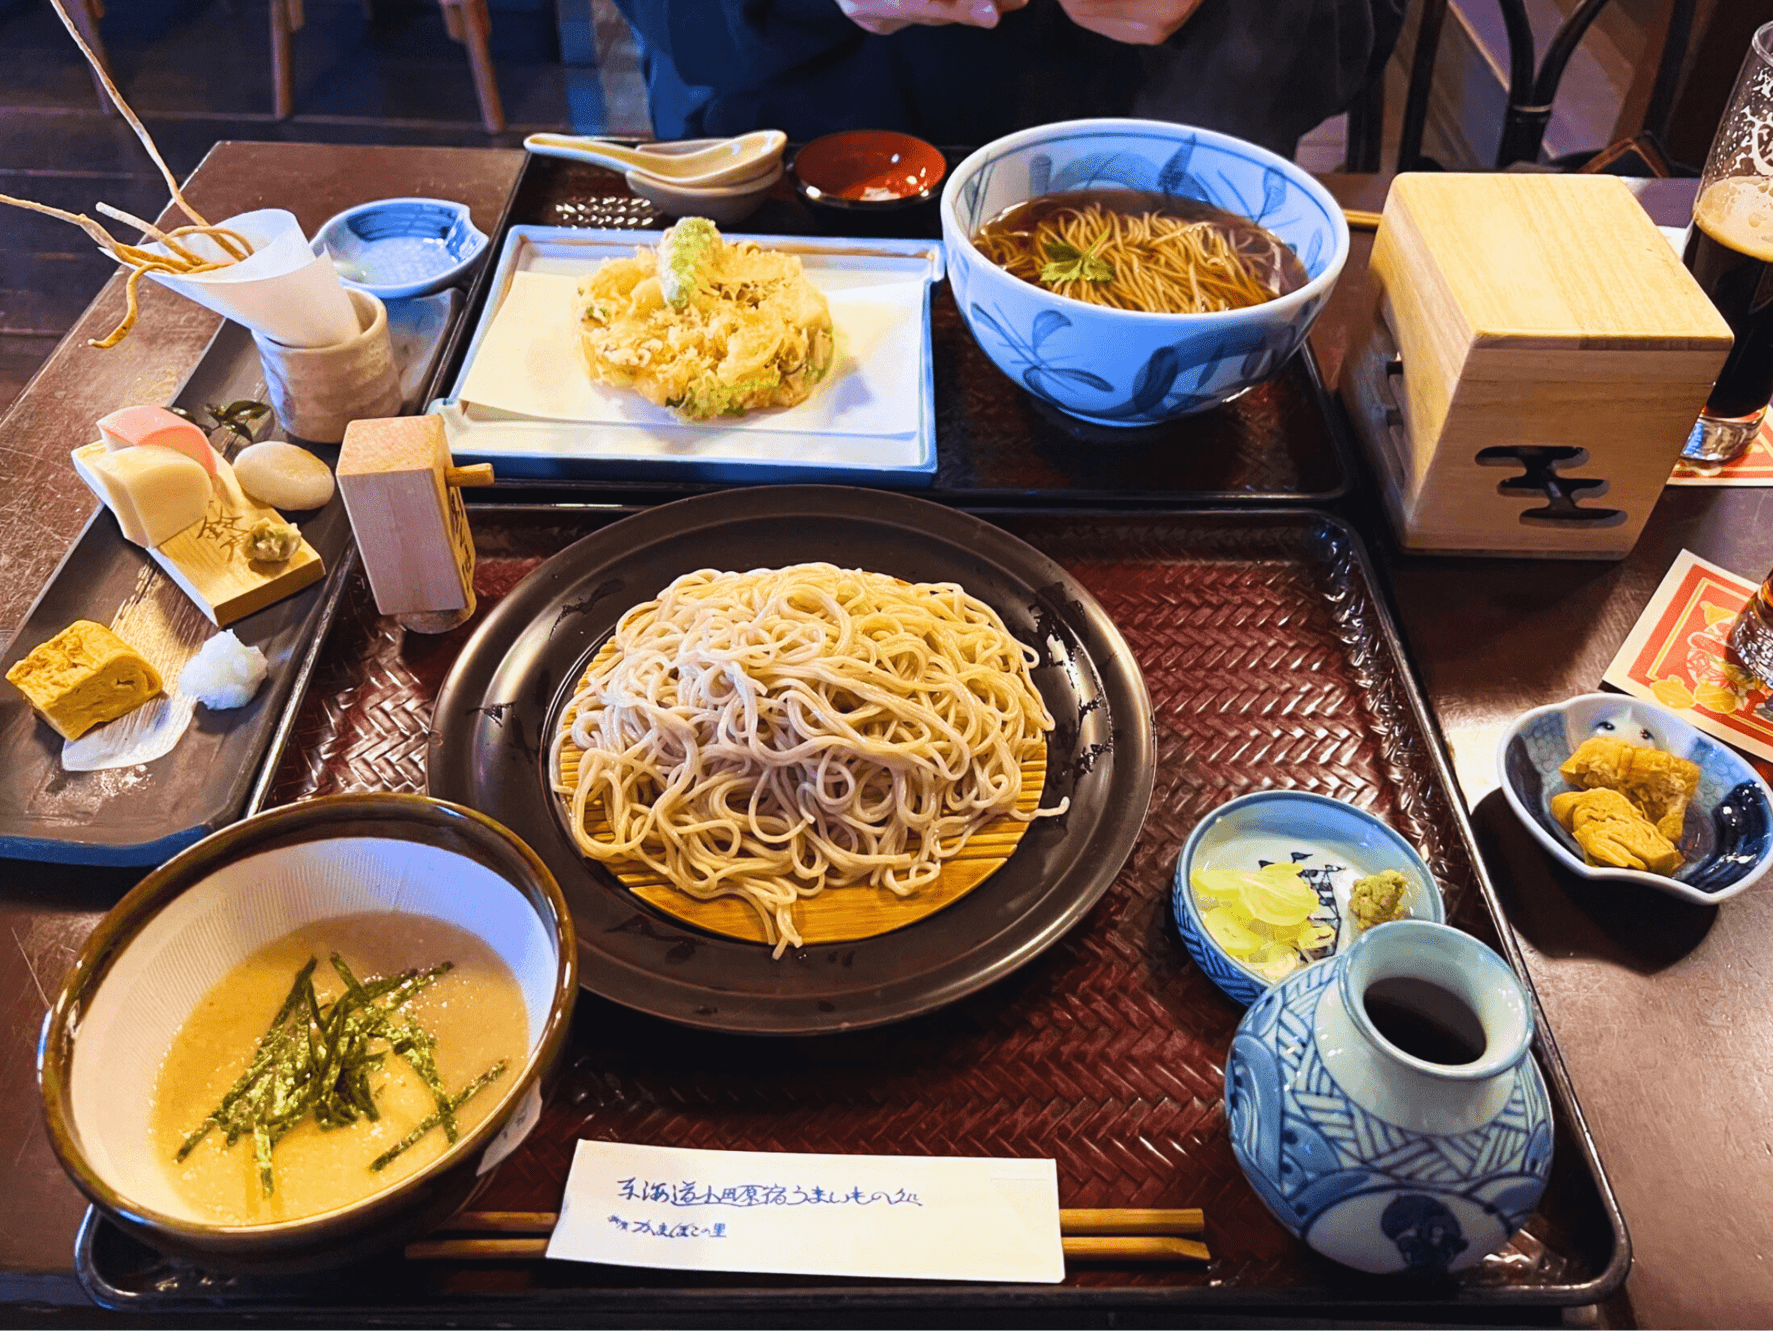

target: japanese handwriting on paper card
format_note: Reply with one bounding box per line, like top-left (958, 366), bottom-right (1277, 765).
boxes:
top-left (546, 1141), bottom-right (1063, 1283)
top-left (607, 1215), bottom-right (728, 1239)
top-left (614, 1178), bottom-right (922, 1208)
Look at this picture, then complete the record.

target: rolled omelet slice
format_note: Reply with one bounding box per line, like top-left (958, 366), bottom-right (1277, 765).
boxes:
top-left (1550, 787), bottom-right (1683, 875)
top-left (1559, 735), bottom-right (1700, 840)
top-left (5, 620), bottom-right (162, 740)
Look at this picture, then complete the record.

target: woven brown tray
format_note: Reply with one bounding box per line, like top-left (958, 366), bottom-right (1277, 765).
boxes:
top-left (78, 507), bottom-right (1626, 1316)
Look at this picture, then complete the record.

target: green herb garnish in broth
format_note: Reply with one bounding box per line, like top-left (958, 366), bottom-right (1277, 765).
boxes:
top-left (1039, 238), bottom-right (1116, 286)
top-left (176, 953), bottom-right (505, 1198)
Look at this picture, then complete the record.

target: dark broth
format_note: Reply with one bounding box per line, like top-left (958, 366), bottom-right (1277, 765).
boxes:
top-left (1362, 976), bottom-right (1488, 1065)
top-left (972, 188), bottom-right (1309, 309)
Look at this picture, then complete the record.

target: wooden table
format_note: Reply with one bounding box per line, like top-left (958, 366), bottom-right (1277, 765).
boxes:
top-left (0, 149), bottom-right (1763, 1326)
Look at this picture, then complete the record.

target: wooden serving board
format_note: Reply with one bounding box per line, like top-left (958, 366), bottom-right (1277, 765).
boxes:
top-left (555, 647), bottom-right (1046, 947)
top-left (72, 443), bottom-right (325, 626)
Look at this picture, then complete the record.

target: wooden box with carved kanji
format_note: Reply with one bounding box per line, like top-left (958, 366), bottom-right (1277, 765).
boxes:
top-left (1340, 173), bottom-right (1733, 559)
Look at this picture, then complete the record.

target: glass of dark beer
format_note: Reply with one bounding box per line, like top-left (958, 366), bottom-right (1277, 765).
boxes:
top-left (1683, 21), bottom-right (1773, 464)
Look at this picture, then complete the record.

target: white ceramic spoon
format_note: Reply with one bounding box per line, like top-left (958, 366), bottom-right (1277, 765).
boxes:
top-left (522, 131), bottom-right (786, 189)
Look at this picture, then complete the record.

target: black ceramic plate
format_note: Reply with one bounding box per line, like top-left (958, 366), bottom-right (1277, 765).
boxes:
top-left (428, 486), bottom-right (1154, 1034)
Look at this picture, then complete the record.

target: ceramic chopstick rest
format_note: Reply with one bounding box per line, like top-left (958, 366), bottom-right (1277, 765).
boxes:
top-left (336, 415), bottom-right (494, 633)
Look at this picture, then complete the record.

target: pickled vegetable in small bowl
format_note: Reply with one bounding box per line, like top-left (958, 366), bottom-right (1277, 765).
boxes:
top-left (1172, 790), bottom-right (1445, 1006)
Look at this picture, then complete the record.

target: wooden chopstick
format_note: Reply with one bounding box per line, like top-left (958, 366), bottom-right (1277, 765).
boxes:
top-left (1343, 207), bottom-right (1383, 231)
top-left (406, 1235), bottom-right (1210, 1263)
top-left (441, 1210), bottom-right (558, 1233)
top-left (1062, 1235), bottom-right (1210, 1263)
top-left (1058, 1207), bottom-right (1203, 1235)
top-left (412, 1207), bottom-right (1211, 1265)
top-left (411, 1237), bottom-right (547, 1260)
top-left (441, 1207), bottom-right (1204, 1237)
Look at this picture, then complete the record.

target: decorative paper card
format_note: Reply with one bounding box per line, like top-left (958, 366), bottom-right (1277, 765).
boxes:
top-left (545, 1140), bottom-right (1064, 1283)
top-left (1668, 418), bottom-right (1773, 486)
top-left (1602, 549), bottom-right (1773, 764)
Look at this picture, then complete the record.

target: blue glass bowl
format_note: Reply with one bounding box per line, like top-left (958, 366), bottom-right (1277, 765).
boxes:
top-left (1497, 692), bottom-right (1773, 903)
top-left (940, 118), bottom-right (1349, 426)
top-left (1172, 790), bottom-right (1444, 1007)
top-left (312, 197), bottom-right (489, 300)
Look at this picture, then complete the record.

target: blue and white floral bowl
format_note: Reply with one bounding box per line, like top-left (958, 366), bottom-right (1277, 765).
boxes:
top-left (312, 197), bottom-right (489, 300)
top-left (1497, 692), bottom-right (1773, 904)
top-left (1173, 790), bottom-right (1444, 1007)
top-left (940, 118), bottom-right (1349, 426)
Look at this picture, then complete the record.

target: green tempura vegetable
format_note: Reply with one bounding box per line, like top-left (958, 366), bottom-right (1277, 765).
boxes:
top-left (175, 953), bottom-right (504, 1197)
top-left (656, 216), bottom-right (721, 309)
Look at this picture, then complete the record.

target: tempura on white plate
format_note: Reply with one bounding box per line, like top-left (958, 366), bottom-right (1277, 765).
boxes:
top-left (576, 218), bottom-right (834, 421)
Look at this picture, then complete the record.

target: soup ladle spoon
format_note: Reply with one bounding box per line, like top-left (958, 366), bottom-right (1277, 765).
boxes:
top-left (522, 131), bottom-right (787, 189)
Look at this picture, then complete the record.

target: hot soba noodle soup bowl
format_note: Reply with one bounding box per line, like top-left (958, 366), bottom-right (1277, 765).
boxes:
top-left (39, 794), bottom-right (577, 1274)
top-left (941, 118), bottom-right (1349, 426)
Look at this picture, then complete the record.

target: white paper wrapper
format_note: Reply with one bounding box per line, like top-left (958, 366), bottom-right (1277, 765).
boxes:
top-left (142, 208), bottom-right (358, 348)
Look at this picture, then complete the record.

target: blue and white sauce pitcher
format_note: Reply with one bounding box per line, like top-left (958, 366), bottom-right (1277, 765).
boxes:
top-left (1224, 919), bottom-right (1552, 1275)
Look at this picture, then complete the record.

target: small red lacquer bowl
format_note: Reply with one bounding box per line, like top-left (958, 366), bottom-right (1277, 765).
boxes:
top-left (792, 130), bottom-right (947, 211)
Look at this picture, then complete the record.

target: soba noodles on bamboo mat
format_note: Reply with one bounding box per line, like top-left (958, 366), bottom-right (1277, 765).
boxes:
top-left (550, 564), bottom-right (1066, 956)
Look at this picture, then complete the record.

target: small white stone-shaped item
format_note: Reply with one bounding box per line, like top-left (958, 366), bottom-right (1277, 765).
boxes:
top-left (234, 441), bottom-right (336, 511)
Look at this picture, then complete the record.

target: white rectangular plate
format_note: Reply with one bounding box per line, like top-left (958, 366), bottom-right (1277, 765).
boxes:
top-left (435, 226), bottom-right (945, 485)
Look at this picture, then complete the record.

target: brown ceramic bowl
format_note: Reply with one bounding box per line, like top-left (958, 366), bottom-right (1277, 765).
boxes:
top-left (792, 129), bottom-right (947, 211)
top-left (38, 794), bottom-right (577, 1274)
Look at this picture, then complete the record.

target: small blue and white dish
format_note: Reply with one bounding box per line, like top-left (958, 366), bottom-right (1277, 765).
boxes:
top-left (1497, 692), bottom-right (1773, 904)
top-left (312, 198), bottom-right (489, 300)
top-left (1173, 790), bottom-right (1444, 1006)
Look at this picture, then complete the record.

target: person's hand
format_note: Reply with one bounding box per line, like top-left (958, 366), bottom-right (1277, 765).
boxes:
top-left (1056, 0), bottom-right (1202, 44)
top-left (836, 0), bottom-right (1027, 37)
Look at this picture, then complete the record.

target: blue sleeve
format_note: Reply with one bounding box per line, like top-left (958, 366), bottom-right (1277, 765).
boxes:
top-left (615, 0), bottom-right (861, 94)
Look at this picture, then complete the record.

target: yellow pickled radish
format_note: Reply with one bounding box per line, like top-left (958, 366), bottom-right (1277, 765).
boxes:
top-left (1202, 905), bottom-right (1265, 956)
top-left (1192, 863), bottom-right (1320, 922)
top-left (1241, 865), bottom-right (1320, 926)
top-left (1247, 947), bottom-right (1302, 982)
top-left (1191, 860), bottom-right (1334, 978)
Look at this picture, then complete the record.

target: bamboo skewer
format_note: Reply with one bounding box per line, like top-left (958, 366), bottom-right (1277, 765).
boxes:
top-left (1343, 208), bottom-right (1384, 231)
top-left (408, 1207), bottom-right (1211, 1265)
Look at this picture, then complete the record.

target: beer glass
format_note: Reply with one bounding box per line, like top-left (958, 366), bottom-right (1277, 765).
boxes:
top-left (1683, 21), bottom-right (1773, 464)
top-left (1729, 562), bottom-right (1773, 685)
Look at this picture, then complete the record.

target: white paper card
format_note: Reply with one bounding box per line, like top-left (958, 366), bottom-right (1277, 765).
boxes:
top-left (546, 1140), bottom-right (1064, 1283)
top-left (457, 268), bottom-right (923, 438)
